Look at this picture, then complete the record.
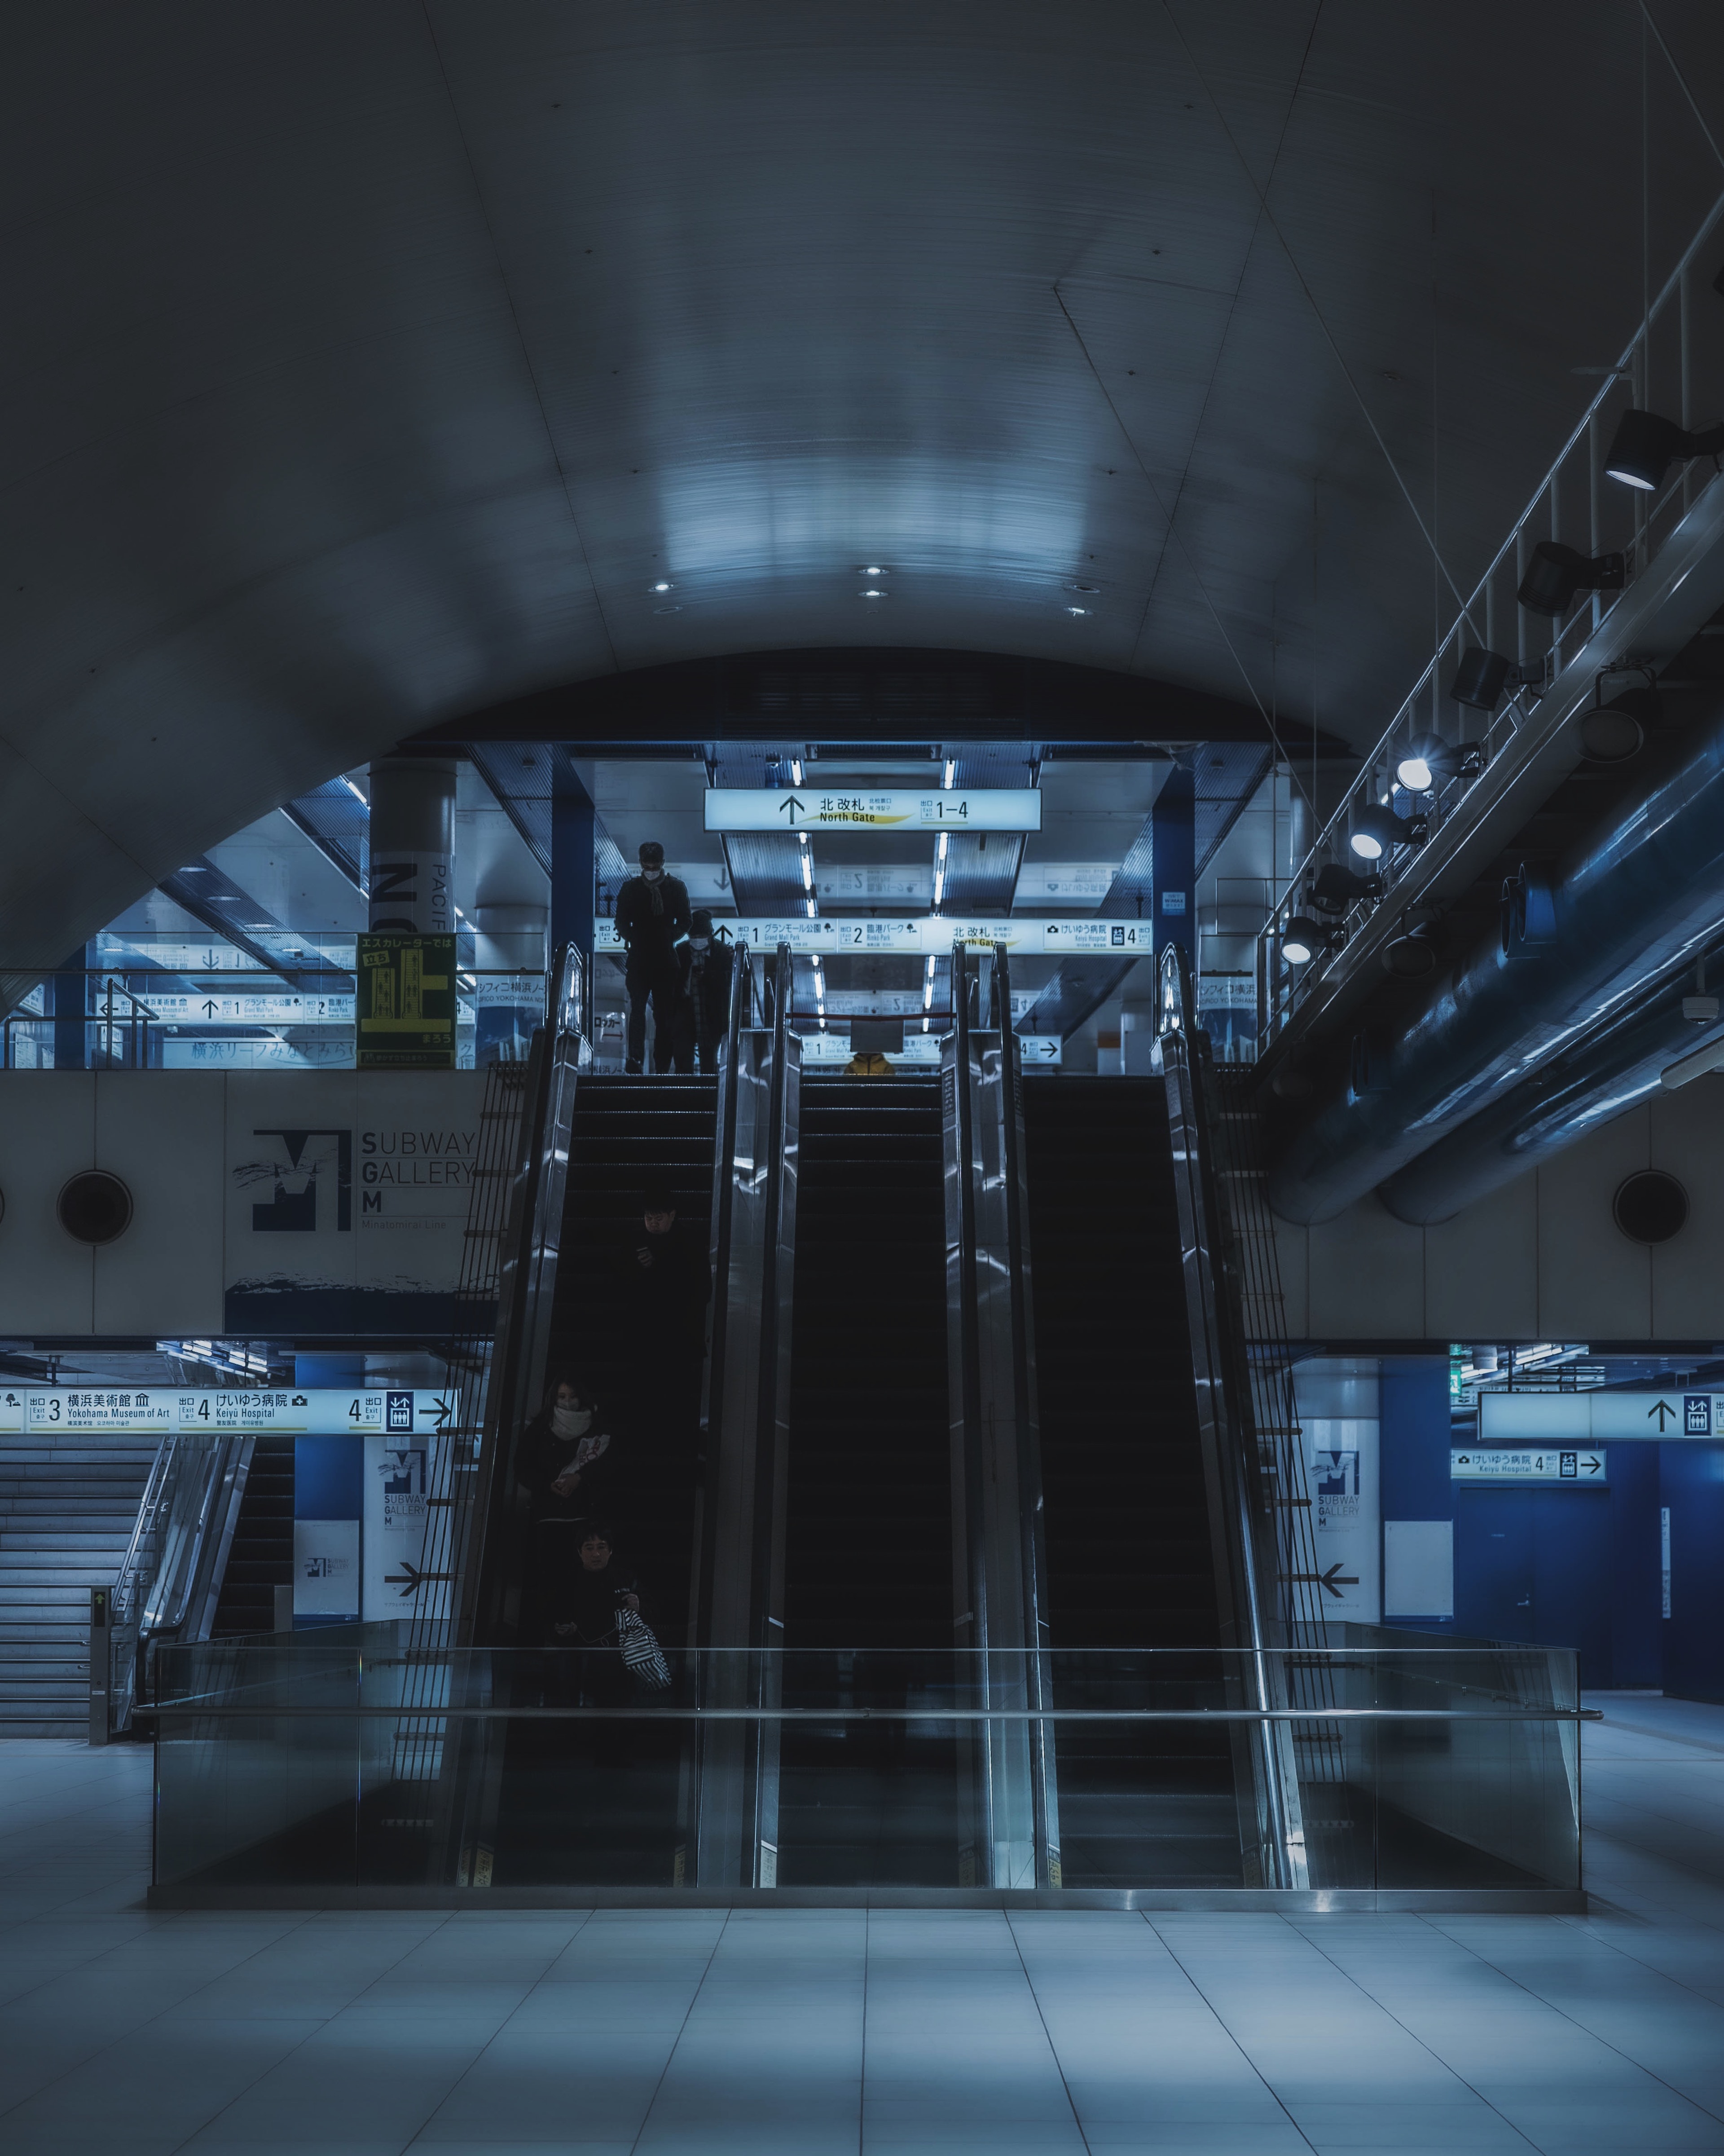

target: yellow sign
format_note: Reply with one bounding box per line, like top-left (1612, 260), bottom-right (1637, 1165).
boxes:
top-left (356, 935), bottom-right (457, 1069)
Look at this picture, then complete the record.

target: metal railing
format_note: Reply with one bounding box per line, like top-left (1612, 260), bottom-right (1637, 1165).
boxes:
top-left (1157, 943), bottom-right (1311, 1886)
top-left (1260, 163), bottom-right (1724, 1049)
top-left (97, 1428), bottom-right (252, 1738)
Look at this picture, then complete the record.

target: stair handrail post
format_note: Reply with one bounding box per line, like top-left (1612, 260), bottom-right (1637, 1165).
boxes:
top-left (1156, 941), bottom-right (1309, 1889)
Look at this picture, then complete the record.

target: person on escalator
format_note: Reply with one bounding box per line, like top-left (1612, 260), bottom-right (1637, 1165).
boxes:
top-left (615, 840), bottom-right (693, 1074)
top-left (684, 911), bottom-right (735, 1074)
top-left (544, 1527), bottom-right (649, 1743)
top-left (519, 1377), bottom-right (620, 1635)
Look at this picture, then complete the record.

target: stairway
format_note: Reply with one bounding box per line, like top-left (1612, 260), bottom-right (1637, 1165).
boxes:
top-left (1022, 1074), bottom-right (1243, 1887)
top-left (211, 1434), bottom-right (294, 1636)
top-left (779, 1073), bottom-right (953, 1885)
top-left (0, 1429), bottom-right (157, 1736)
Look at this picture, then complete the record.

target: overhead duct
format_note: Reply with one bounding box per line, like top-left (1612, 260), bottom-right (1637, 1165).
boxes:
top-left (1377, 979), bottom-right (1724, 1224)
top-left (1267, 688), bottom-right (1724, 1225)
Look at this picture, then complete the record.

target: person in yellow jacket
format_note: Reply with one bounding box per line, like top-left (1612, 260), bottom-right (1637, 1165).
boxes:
top-left (844, 1049), bottom-right (896, 1076)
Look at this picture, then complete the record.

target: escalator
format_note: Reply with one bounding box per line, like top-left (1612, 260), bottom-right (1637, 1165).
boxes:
top-left (776, 1073), bottom-right (953, 1883)
top-left (1022, 1074), bottom-right (1244, 1887)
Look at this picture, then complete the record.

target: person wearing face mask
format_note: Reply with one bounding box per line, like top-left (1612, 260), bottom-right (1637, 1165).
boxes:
top-left (521, 1377), bottom-right (620, 1619)
top-left (683, 910), bottom-right (735, 1074)
top-left (615, 839), bottom-right (693, 1075)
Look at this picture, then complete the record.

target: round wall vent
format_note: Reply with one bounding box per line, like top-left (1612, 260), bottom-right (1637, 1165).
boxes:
top-left (1612, 1169), bottom-right (1688, 1245)
top-left (57, 1171), bottom-right (133, 1246)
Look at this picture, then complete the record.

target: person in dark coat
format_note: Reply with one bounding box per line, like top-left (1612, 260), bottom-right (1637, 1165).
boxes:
top-left (615, 840), bottom-right (692, 1074)
top-left (544, 1524), bottom-right (645, 1711)
top-left (683, 912), bottom-right (736, 1075)
top-left (518, 1377), bottom-right (620, 1632)
top-left (620, 1183), bottom-right (710, 1461)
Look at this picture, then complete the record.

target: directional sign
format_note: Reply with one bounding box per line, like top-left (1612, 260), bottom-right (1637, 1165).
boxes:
top-left (382, 1559), bottom-right (455, 1597)
top-left (704, 789), bottom-right (1042, 833)
top-left (1478, 1391), bottom-right (1724, 1442)
top-left (1451, 1447), bottom-right (1607, 1482)
top-left (0, 1389), bottom-right (458, 1437)
top-left (596, 916), bottom-right (1152, 959)
top-left (1284, 1562), bottom-right (1361, 1598)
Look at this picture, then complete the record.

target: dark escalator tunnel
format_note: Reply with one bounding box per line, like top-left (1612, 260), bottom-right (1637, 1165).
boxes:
top-left (1022, 1074), bottom-right (1244, 1887)
top-left (491, 1071), bottom-right (717, 1886)
top-left (779, 1072), bottom-right (953, 1883)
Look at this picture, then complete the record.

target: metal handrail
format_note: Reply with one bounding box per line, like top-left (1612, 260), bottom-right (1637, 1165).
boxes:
top-left (1157, 942), bottom-right (1307, 1888)
top-left (1261, 166), bottom-right (1724, 1047)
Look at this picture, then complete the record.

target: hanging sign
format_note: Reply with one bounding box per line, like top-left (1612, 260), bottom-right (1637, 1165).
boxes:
top-left (0, 1388), bottom-right (458, 1437)
top-left (356, 934), bottom-right (457, 1070)
top-left (1479, 1391), bottom-right (1724, 1442)
top-left (704, 789), bottom-right (1042, 833)
top-left (596, 916), bottom-right (1151, 959)
top-left (1451, 1447), bottom-right (1607, 1481)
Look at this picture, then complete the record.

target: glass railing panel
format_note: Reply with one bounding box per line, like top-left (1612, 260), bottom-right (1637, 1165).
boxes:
top-left (148, 1640), bottom-right (1584, 1896)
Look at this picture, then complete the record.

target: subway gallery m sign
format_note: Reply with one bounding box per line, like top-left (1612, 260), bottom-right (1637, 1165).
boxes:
top-left (224, 1072), bottom-right (485, 1333)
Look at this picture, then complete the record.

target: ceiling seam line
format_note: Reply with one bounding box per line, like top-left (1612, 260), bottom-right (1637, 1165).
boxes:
top-left (1161, 0), bottom-right (1478, 634)
top-left (417, 2), bottom-right (620, 674)
top-left (1053, 288), bottom-right (1315, 812)
top-left (1130, 4), bottom-right (1325, 669)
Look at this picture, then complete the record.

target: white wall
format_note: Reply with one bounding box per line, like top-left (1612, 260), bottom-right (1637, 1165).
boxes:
top-left (0, 1071), bottom-right (483, 1337)
top-left (1273, 1072), bottom-right (1724, 1341)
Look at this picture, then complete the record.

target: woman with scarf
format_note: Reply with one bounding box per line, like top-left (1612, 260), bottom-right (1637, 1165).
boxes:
top-left (520, 1376), bottom-right (620, 1634)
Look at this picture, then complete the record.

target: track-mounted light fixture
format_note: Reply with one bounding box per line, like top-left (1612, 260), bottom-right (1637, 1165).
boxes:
top-left (1348, 801), bottom-right (1425, 862)
top-left (1603, 407), bottom-right (1724, 493)
top-left (1309, 863), bottom-right (1383, 915)
top-left (1450, 647), bottom-right (1517, 712)
top-left (1395, 733), bottom-right (1467, 792)
top-left (1280, 915), bottom-right (1331, 966)
top-left (1516, 541), bottom-right (1626, 618)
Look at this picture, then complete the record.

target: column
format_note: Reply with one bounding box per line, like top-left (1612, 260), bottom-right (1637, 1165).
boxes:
top-left (362, 756), bottom-right (458, 1070)
top-left (1151, 763), bottom-right (1196, 968)
top-left (550, 751), bottom-right (596, 1025)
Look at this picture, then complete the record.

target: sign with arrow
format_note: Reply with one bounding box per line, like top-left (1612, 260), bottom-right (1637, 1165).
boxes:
top-left (1451, 1448), bottom-right (1607, 1482)
top-left (1480, 1392), bottom-right (1724, 1443)
top-left (1283, 1562), bottom-right (1360, 1599)
top-left (704, 789), bottom-right (1042, 833)
top-left (382, 1559), bottom-right (454, 1597)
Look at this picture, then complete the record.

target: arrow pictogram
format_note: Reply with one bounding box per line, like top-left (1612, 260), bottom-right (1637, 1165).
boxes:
top-left (202, 998), bottom-right (220, 1017)
top-left (384, 1560), bottom-right (456, 1597)
top-left (1648, 1398), bottom-right (1679, 1432)
top-left (418, 1396), bottom-right (454, 1429)
top-left (778, 795), bottom-right (806, 824)
top-left (1284, 1563), bottom-right (1360, 1599)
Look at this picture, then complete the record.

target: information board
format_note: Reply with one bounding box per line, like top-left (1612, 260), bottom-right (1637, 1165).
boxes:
top-left (0, 1388), bottom-right (458, 1437)
top-left (596, 916), bottom-right (1152, 959)
top-left (1451, 1447), bottom-right (1606, 1482)
top-left (704, 789), bottom-right (1041, 833)
top-left (356, 934), bottom-right (457, 1069)
top-left (1478, 1390), bottom-right (1724, 1442)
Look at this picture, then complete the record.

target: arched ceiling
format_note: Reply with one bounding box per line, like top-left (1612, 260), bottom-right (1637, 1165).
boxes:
top-left (4, 0), bottom-right (1723, 985)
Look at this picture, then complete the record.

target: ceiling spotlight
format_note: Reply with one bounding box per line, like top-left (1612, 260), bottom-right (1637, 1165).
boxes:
top-left (1381, 929), bottom-right (1439, 980)
top-left (1281, 915), bottom-right (1329, 966)
top-left (1517, 540), bottom-right (1626, 617)
top-left (1604, 408), bottom-right (1724, 492)
top-left (650, 580), bottom-right (673, 593)
top-left (1578, 701), bottom-right (1645, 765)
top-left (1348, 803), bottom-right (1408, 861)
top-left (1309, 863), bottom-right (1384, 914)
top-left (1450, 647), bottom-right (1515, 712)
top-left (1394, 732), bottom-right (1473, 792)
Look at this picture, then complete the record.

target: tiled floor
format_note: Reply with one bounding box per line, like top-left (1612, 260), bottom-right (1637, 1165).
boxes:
top-left (0, 1696), bottom-right (1721, 2153)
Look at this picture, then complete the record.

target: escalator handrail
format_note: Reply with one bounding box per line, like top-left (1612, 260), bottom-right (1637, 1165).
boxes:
top-left (748, 943), bottom-right (794, 1649)
top-left (698, 938), bottom-right (756, 1645)
top-left (459, 940), bottom-right (587, 1644)
top-left (1157, 940), bottom-right (1304, 1887)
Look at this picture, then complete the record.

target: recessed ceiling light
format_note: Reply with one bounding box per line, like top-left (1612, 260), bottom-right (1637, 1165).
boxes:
top-left (1066, 605), bottom-right (1091, 617)
top-left (650, 581), bottom-right (673, 592)
top-left (1064, 582), bottom-right (1100, 594)
top-left (859, 565), bottom-right (888, 576)
top-left (860, 589), bottom-right (887, 600)
top-left (653, 604), bottom-right (682, 614)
